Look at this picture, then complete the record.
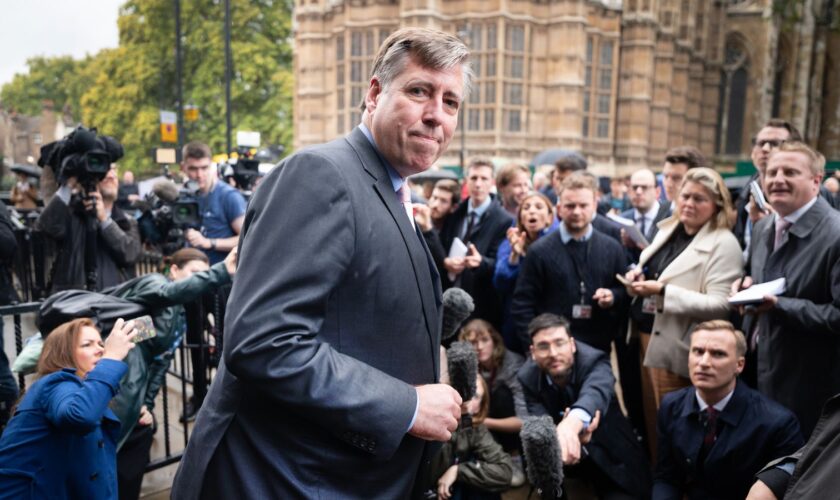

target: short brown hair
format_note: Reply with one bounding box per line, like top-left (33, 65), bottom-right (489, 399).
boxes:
top-left (528, 313), bottom-right (571, 340)
top-left (496, 163), bottom-right (530, 189)
top-left (433, 179), bottom-right (461, 206)
top-left (558, 171), bottom-right (599, 197)
top-left (459, 319), bottom-right (506, 370)
top-left (466, 157), bottom-right (495, 175)
top-left (665, 146), bottom-right (706, 170)
top-left (690, 320), bottom-right (747, 358)
top-left (182, 141), bottom-right (212, 162)
top-left (38, 318), bottom-right (96, 376)
top-left (772, 141), bottom-right (826, 177)
top-left (163, 247), bottom-right (210, 274)
top-left (763, 118), bottom-right (802, 142)
top-left (554, 154), bottom-right (587, 173)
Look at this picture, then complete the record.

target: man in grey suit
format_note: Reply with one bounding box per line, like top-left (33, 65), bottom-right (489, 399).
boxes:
top-left (735, 141), bottom-right (840, 439)
top-left (172, 28), bottom-right (471, 499)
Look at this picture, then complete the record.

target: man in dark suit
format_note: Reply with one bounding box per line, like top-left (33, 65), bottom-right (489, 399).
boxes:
top-left (440, 158), bottom-right (513, 328)
top-left (620, 168), bottom-right (672, 261)
top-left (518, 313), bottom-right (651, 498)
top-left (172, 28), bottom-right (469, 499)
top-left (655, 320), bottom-right (803, 499)
top-left (737, 141), bottom-right (840, 439)
top-left (512, 173), bottom-right (627, 353)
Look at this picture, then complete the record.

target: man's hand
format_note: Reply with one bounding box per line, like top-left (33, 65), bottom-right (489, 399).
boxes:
top-left (746, 480), bottom-right (778, 500)
top-left (464, 243), bottom-right (482, 269)
top-left (83, 191), bottom-right (108, 222)
top-left (592, 288), bottom-right (614, 308)
top-left (579, 410), bottom-right (600, 445)
top-left (186, 228), bottom-right (210, 249)
top-left (748, 199), bottom-right (774, 224)
top-left (436, 464), bottom-right (459, 500)
top-left (224, 246), bottom-right (238, 275)
top-left (555, 409), bottom-right (585, 465)
top-left (444, 257), bottom-right (466, 276)
top-left (413, 204), bottom-right (433, 232)
top-left (409, 384), bottom-right (462, 442)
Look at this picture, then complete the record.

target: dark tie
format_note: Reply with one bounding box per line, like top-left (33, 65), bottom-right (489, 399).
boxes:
top-left (463, 211), bottom-right (477, 242)
top-left (640, 216), bottom-right (647, 237)
top-left (701, 407), bottom-right (719, 456)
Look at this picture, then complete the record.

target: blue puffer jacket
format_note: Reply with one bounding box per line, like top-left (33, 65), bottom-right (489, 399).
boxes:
top-left (0, 358), bottom-right (126, 499)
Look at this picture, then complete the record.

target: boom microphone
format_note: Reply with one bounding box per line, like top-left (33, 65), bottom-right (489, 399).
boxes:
top-left (441, 288), bottom-right (474, 343)
top-left (521, 416), bottom-right (564, 500)
top-left (152, 180), bottom-right (181, 203)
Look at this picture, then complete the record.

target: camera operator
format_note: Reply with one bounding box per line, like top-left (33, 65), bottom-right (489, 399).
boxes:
top-left (36, 127), bottom-right (141, 293)
top-left (179, 141), bottom-right (246, 264)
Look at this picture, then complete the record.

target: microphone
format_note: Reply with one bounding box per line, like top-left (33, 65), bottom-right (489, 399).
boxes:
top-left (152, 180), bottom-right (181, 203)
top-left (441, 288), bottom-right (474, 343)
top-left (446, 340), bottom-right (477, 429)
top-left (521, 416), bottom-right (564, 500)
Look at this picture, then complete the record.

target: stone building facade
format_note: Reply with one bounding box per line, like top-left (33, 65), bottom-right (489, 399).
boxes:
top-left (293, 0), bottom-right (839, 175)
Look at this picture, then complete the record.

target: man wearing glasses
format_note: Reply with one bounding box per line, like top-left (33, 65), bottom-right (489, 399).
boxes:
top-left (620, 168), bottom-right (671, 259)
top-left (517, 313), bottom-right (651, 498)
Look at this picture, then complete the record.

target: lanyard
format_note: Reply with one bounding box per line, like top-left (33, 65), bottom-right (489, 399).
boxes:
top-left (566, 238), bottom-right (592, 304)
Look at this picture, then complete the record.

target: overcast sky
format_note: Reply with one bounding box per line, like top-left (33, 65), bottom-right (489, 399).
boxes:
top-left (0, 0), bottom-right (124, 86)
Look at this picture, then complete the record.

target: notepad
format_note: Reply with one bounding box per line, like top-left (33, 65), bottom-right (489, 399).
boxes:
top-left (447, 237), bottom-right (469, 281)
top-left (728, 277), bottom-right (786, 306)
top-left (607, 213), bottom-right (650, 248)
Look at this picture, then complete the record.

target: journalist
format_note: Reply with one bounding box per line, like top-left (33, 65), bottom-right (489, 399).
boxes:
top-left (0, 317), bottom-right (137, 499)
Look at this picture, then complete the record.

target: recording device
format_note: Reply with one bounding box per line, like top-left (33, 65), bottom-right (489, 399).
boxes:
top-left (219, 147), bottom-right (261, 193)
top-left (441, 288), bottom-right (474, 343)
top-left (521, 416), bottom-right (564, 500)
top-left (131, 315), bottom-right (157, 343)
top-left (447, 340), bottom-right (477, 429)
top-left (749, 180), bottom-right (768, 212)
top-left (137, 180), bottom-right (201, 254)
top-left (38, 125), bottom-right (124, 196)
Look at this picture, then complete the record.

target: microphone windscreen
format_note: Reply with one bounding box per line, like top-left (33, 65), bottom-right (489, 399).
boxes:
top-left (521, 415), bottom-right (564, 500)
top-left (152, 180), bottom-right (181, 203)
top-left (441, 288), bottom-right (474, 343)
top-left (446, 341), bottom-right (477, 402)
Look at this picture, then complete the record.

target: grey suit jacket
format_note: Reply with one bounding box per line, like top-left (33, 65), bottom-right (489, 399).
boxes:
top-left (171, 127), bottom-right (442, 499)
top-left (747, 197), bottom-right (840, 438)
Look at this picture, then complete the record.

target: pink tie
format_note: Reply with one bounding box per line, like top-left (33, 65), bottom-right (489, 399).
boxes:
top-left (773, 218), bottom-right (792, 251)
top-left (400, 183), bottom-right (415, 230)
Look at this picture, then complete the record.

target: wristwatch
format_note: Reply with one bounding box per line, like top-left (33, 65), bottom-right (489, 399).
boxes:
top-left (209, 239), bottom-right (217, 251)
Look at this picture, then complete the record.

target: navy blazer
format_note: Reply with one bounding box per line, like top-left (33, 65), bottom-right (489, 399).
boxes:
top-left (511, 228), bottom-right (628, 352)
top-left (172, 127), bottom-right (442, 499)
top-left (620, 203), bottom-right (672, 262)
top-left (518, 342), bottom-right (652, 498)
top-left (0, 359), bottom-right (126, 500)
top-left (654, 381), bottom-right (803, 500)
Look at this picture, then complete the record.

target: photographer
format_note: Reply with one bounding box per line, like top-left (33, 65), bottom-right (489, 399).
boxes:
top-left (36, 127), bottom-right (141, 293)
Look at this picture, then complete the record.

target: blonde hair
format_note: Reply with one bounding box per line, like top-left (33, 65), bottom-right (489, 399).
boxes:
top-left (772, 141), bottom-right (826, 177)
top-left (690, 319), bottom-right (747, 357)
top-left (674, 167), bottom-right (735, 229)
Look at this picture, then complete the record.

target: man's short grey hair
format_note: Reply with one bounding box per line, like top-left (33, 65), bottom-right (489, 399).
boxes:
top-left (370, 27), bottom-right (473, 101)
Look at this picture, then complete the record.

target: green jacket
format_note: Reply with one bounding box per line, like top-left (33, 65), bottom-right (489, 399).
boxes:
top-left (109, 261), bottom-right (231, 448)
top-left (429, 424), bottom-right (514, 494)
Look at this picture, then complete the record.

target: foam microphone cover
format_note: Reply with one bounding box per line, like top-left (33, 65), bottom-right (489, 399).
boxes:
top-left (446, 341), bottom-right (477, 402)
top-left (152, 180), bottom-right (181, 203)
top-left (521, 415), bottom-right (564, 500)
top-left (441, 288), bottom-right (474, 343)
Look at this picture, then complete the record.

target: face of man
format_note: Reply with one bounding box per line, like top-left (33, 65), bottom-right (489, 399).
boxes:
top-left (501, 171), bottom-right (530, 210)
top-left (98, 166), bottom-right (119, 202)
top-left (182, 156), bottom-right (215, 194)
top-left (530, 326), bottom-right (576, 381)
top-left (662, 162), bottom-right (688, 202)
top-left (552, 167), bottom-right (572, 196)
top-left (629, 169), bottom-right (659, 212)
top-left (558, 188), bottom-right (595, 236)
top-left (122, 171), bottom-right (135, 184)
top-left (364, 57), bottom-right (463, 178)
top-left (428, 187), bottom-right (455, 222)
top-left (466, 165), bottom-right (495, 207)
top-left (751, 126), bottom-right (791, 175)
top-left (764, 151), bottom-right (821, 217)
top-left (688, 329), bottom-right (744, 398)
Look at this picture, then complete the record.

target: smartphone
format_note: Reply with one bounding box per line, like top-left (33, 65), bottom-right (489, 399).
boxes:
top-left (749, 180), bottom-right (768, 212)
top-left (131, 315), bottom-right (157, 343)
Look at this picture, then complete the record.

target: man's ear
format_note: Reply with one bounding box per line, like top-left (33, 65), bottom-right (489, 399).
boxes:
top-left (365, 77), bottom-right (383, 114)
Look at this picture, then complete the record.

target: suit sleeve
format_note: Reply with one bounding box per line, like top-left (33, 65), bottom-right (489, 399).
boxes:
top-left (422, 228), bottom-right (447, 273)
top-left (222, 151), bottom-right (417, 460)
top-left (766, 409), bottom-right (805, 461)
top-left (774, 256), bottom-right (840, 337)
top-left (511, 250), bottom-right (544, 348)
top-left (652, 398), bottom-right (685, 500)
top-left (571, 349), bottom-right (614, 417)
top-left (475, 215), bottom-right (509, 279)
top-left (518, 369), bottom-right (549, 417)
top-left (100, 216), bottom-right (142, 266)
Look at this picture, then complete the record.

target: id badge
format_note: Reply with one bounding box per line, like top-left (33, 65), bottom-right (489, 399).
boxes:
top-left (573, 304), bottom-right (593, 319)
top-left (642, 296), bottom-right (658, 315)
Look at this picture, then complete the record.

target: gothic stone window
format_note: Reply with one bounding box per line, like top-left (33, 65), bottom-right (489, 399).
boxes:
top-left (716, 37), bottom-right (749, 155)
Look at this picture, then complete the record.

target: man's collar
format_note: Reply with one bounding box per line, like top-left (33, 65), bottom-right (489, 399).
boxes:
top-left (776, 195), bottom-right (819, 225)
top-left (559, 223), bottom-right (593, 244)
top-left (695, 387), bottom-right (735, 412)
top-left (635, 200), bottom-right (660, 221)
top-left (468, 196), bottom-right (492, 216)
top-left (359, 123), bottom-right (403, 192)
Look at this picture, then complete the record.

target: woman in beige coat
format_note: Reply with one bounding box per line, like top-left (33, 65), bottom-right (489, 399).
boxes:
top-left (624, 167), bottom-right (742, 454)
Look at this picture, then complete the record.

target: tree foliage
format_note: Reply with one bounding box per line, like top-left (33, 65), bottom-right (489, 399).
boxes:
top-left (1, 0), bottom-right (294, 174)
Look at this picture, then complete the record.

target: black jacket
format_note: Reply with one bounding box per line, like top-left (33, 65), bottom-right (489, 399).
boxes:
top-left (0, 203), bottom-right (18, 305)
top-left (439, 197), bottom-right (513, 328)
top-left (518, 342), bottom-right (652, 498)
top-left (511, 228), bottom-right (628, 352)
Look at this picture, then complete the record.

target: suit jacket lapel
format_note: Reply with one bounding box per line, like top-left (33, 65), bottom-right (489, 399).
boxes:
top-left (345, 128), bottom-right (441, 377)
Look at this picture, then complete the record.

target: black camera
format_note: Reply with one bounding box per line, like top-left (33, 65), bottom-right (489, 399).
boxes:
top-left (38, 126), bottom-right (124, 193)
top-left (138, 180), bottom-right (201, 255)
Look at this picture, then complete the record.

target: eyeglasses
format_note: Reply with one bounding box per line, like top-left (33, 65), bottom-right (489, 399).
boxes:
top-left (533, 338), bottom-right (571, 354)
top-left (631, 184), bottom-right (655, 192)
top-left (752, 138), bottom-right (786, 149)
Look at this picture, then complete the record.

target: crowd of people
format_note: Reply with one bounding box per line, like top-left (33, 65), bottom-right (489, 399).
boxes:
top-left (0, 25), bottom-right (839, 500)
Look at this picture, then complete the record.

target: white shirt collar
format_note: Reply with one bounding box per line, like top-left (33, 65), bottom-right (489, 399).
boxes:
top-left (635, 200), bottom-right (660, 224)
top-left (695, 388), bottom-right (735, 412)
top-left (776, 196), bottom-right (819, 226)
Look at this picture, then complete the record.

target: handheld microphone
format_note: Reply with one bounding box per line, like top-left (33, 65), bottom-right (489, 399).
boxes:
top-left (520, 416), bottom-right (564, 500)
top-left (441, 288), bottom-right (474, 343)
top-left (447, 340), bottom-right (477, 429)
top-left (152, 180), bottom-right (181, 203)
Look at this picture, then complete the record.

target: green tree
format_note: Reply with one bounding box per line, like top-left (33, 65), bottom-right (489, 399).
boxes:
top-left (0, 56), bottom-right (94, 119)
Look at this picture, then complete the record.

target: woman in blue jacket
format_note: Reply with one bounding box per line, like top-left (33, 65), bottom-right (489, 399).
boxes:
top-left (0, 317), bottom-right (137, 499)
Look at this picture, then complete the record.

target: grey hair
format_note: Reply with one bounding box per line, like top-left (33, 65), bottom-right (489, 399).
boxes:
top-left (370, 27), bottom-right (473, 102)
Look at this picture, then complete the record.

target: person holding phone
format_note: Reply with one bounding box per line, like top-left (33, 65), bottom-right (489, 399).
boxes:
top-left (0, 317), bottom-right (136, 499)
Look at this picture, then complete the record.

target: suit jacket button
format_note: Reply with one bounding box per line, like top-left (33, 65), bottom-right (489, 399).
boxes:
top-left (654, 331), bottom-right (660, 336)
top-left (685, 458), bottom-right (692, 465)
